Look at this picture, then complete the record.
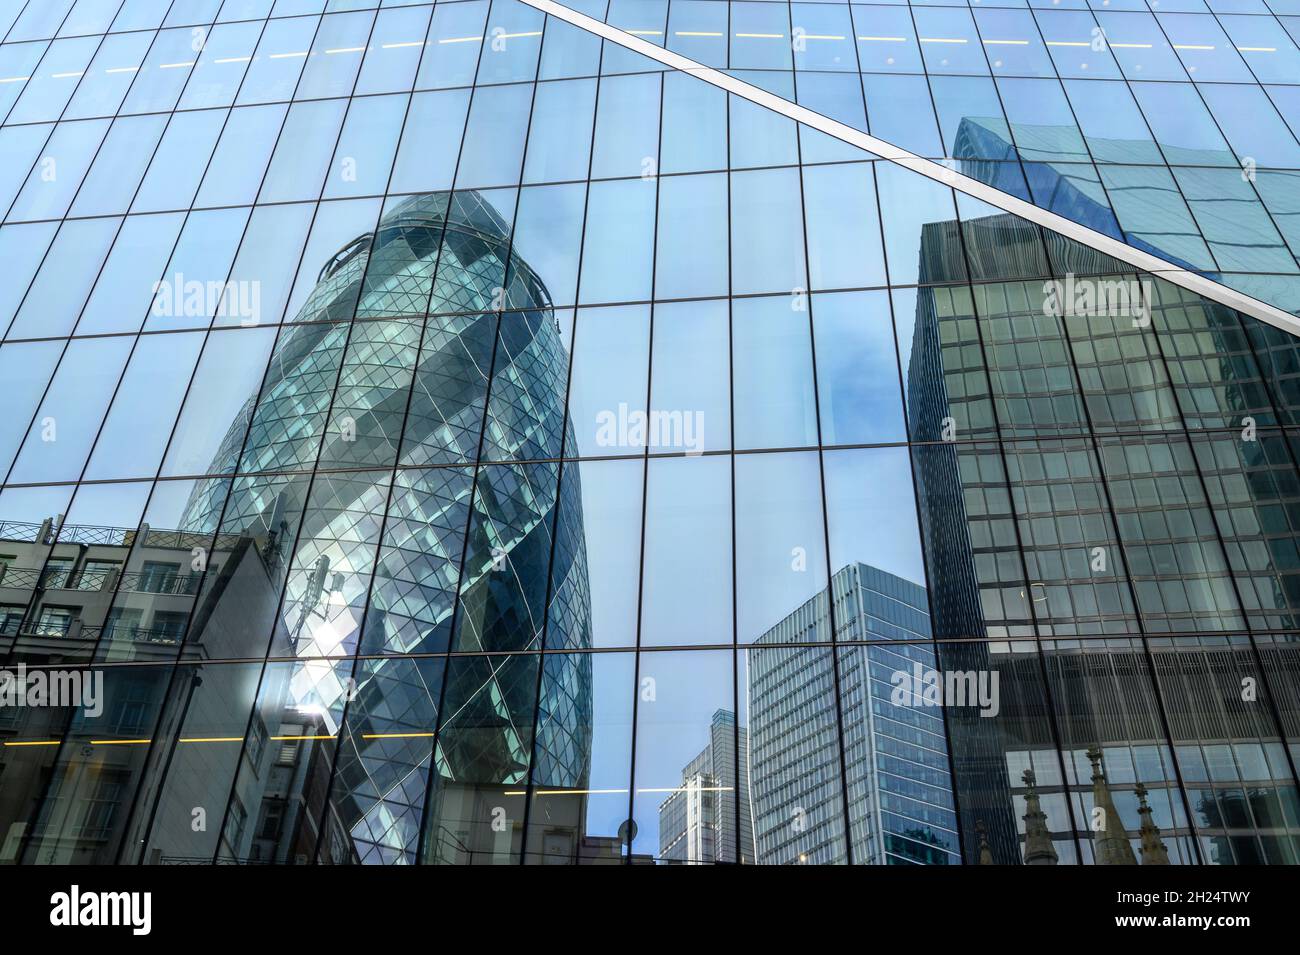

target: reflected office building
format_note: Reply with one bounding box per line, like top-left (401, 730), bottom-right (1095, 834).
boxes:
top-left (0, 192), bottom-right (595, 865)
top-left (906, 185), bottom-right (1300, 865)
top-left (747, 564), bottom-right (960, 866)
top-left (657, 709), bottom-right (752, 864)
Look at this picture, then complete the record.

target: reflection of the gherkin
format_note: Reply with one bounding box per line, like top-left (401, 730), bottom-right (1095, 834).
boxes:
top-left (0, 192), bottom-right (595, 866)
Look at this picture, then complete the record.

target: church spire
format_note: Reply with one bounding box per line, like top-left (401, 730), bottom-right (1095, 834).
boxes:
top-left (1135, 782), bottom-right (1170, 865)
top-left (976, 820), bottom-right (995, 865)
top-left (1087, 746), bottom-right (1137, 865)
top-left (1021, 769), bottom-right (1058, 865)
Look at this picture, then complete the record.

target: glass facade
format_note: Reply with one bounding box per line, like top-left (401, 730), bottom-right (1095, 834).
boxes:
top-left (0, 0), bottom-right (1299, 868)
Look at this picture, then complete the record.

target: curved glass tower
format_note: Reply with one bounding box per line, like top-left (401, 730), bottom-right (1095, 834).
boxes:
top-left (2, 189), bottom-right (592, 866)
top-left (180, 191), bottom-right (594, 864)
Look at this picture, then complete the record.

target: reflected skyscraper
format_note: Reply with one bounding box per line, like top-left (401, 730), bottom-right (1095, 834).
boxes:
top-left (907, 195), bottom-right (1300, 864)
top-left (0, 191), bottom-right (594, 866)
top-left (747, 564), bottom-right (959, 865)
top-left (657, 709), bottom-right (752, 864)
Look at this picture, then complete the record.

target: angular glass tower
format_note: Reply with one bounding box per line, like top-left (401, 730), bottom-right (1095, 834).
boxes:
top-left (0, 0), bottom-right (1299, 867)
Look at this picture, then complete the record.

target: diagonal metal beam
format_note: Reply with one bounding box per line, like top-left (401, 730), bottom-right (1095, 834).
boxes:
top-left (519, 0), bottom-right (1300, 338)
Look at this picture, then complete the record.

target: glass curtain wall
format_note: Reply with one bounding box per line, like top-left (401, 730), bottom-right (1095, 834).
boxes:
top-left (0, 0), bottom-right (1297, 867)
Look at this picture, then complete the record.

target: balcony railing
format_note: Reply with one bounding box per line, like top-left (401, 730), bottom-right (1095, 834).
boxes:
top-left (51, 569), bottom-right (114, 592)
top-left (27, 620), bottom-right (80, 638)
top-left (0, 567), bottom-right (112, 592)
top-left (14, 621), bottom-right (183, 645)
top-left (0, 520), bottom-right (43, 543)
top-left (117, 572), bottom-right (201, 596)
top-left (0, 566), bottom-right (42, 589)
top-left (0, 565), bottom-right (202, 596)
top-left (0, 519), bottom-right (240, 551)
top-left (56, 524), bottom-right (135, 547)
top-left (159, 856), bottom-right (272, 865)
top-left (98, 624), bottom-right (185, 645)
